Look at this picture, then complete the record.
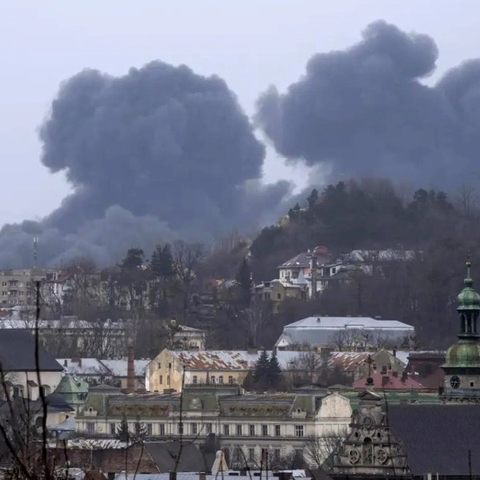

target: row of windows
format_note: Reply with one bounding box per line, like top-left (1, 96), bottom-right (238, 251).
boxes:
top-left (193, 375), bottom-right (235, 385)
top-left (229, 447), bottom-right (304, 463)
top-left (1, 291), bottom-right (25, 296)
top-left (88, 422), bottom-right (305, 438)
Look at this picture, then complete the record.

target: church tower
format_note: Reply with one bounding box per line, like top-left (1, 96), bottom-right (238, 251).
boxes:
top-left (442, 259), bottom-right (480, 402)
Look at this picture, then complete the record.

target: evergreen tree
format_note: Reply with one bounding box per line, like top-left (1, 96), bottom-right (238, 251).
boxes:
top-left (150, 243), bottom-right (175, 315)
top-left (133, 417), bottom-right (148, 442)
top-left (236, 257), bottom-right (252, 308)
top-left (253, 349), bottom-right (270, 389)
top-left (268, 351), bottom-right (283, 389)
top-left (116, 414), bottom-right (130, 442)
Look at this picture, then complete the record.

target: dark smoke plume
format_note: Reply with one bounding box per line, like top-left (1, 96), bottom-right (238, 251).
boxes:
top-left (256, 20), bottom-right (480, 188)
top-left (0, 61), bottom-right (289, 267)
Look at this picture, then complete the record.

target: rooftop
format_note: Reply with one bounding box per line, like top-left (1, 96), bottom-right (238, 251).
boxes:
top-left (0, 330), bottom-right (63, 372)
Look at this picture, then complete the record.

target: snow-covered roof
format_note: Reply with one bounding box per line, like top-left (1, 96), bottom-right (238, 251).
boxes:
top-left (57, 358), bottom-right (110, 376)
top-left (101, 358), bottom-right (150, 377)
top-left (166, 350), bottom-right (300, 371)
top-left (276, 316), bottom-right (414, 348)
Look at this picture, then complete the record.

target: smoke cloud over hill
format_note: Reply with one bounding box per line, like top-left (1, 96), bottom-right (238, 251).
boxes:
top-left (257, 20), bottom-right (480, 189)
top-left (3, 21), bottom-right (480, 267)
top-left (0, 62), bottom-right (290, 267)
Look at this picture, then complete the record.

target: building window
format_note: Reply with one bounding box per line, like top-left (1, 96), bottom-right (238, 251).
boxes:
top-left (219, 376), bottom-right (224, 384)
top-left (228, 376), bottom-right (234, 384)
top-left (248, 448), bottom-right (255, 462)
top-left (160, 424), bottom-right (165, 436)
top-left (159, 375), bottom-right (163, 385)
top-left (261, 448), bottom-right (268, 462)
top-left (86, 423), bottom-right (95, 434)
top-left (178, 423), bottom-right (184, 435)
top-left (110, 423), bottom-right (116, 435)
top-left (277, 293), bottom-right (281, 300)
top-left (295, 425), bottom-right (304, 438)
top-left (192, 375), bottom-right (198, 384)
top-left (262, 424), bottom-right (268, 436)
top-left (146, 423), bottom-right (152, 436)
top-left (167, 375), bottom-right (170, 385)
top-left (295, 449), bottom-right (304, 460)
top-left (211, 376), bottom-right (216, 384)
top-left (192, 423), bottom-right (198, 435)
top-left (275, 425), bottom-right (281, 437)
top-left (206, 423), bottom-right (212, 434)
top-left (223, 424), bottom-right (230, 436)
top-left (249, 424), bottom-right (255, 436)
top-left (274, 449), bottom-right (281, 462)
top-left (471, 381), bottom-right (475, 387)
top-left (236, 424), bottom-right (242, 436)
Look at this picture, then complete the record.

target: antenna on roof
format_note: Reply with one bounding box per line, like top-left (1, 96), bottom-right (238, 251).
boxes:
top-left (33, 236), bottom-right (38, 269)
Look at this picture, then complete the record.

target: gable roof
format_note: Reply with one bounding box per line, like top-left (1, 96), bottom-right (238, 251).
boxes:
top-left (388, 404), bottom-right (480, 476)
top-left (278, 251), bottom-right (331, 270)
top-left (0, 330), bottom-right (62, 371)
top-left (144, 441), bottom-right (211, 472)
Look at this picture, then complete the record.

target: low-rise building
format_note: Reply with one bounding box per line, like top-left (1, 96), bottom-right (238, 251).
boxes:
top-left (328, 349), bottom-right (408, 383)
top-left (145, 350), bottom-right (300, 393)
top-left (0, 329), bottom-right (64, 399)
top-left (275, 317), bottom-right (415, 351)
top-left (76, 386), bottom-right (352, 467)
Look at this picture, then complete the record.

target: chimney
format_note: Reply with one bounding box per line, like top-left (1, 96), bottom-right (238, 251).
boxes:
top-left (199, 473), bottom-right (206, 480)
top-left (393, 349), bottom-right (397, 357)
top-left (169, 472), bottom-right (177, 480)
top-left (127, 344), bottom-right (135, 394)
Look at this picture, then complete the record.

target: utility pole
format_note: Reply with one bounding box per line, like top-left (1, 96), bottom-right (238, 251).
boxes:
top-left (33, 236), bottom-right (38, 269)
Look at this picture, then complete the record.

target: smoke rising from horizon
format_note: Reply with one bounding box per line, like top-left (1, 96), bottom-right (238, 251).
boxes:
top-left (256, 20), bottom-right (480, 189)
top-left (0, 61), bottom-right (290, 267)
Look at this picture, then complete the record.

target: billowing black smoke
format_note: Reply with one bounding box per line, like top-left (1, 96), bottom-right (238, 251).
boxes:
top-left (0, 61), bottom-right (290, 267)
top-left (256, 20), bottom-right (480, 188)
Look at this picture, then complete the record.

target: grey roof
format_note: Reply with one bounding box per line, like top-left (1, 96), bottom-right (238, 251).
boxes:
top-left (0, 329), bottom-right (63, 371)
top-left (276, 316), bottom-right (414, 347)
top-left (144, 441), bottom-right (211, 472)
top-left (388, 404), bottom-right (480, 476)
top-left (279, 251), bottom-right (330, 269)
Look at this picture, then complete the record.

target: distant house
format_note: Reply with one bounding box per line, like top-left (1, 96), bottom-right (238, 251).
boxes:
top-left (329, 349), bottom-right (408, 383)
top-left (275, 316), bottom-right (415, 351)
top-left (173, 325), bottom-right (206, 350)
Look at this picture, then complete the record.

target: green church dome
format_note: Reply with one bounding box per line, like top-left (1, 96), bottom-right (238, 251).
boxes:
top-left (444, 341), bottom-right (480, 368)
top-left (457, 262), bottom-right (480, 311)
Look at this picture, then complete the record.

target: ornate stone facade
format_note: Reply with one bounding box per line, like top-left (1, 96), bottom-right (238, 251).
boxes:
top-left (334, 391), bottom-right (409, 477)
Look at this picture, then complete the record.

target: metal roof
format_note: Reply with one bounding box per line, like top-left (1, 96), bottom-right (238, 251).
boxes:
top-left (101, 359), bottom-right (150, 377)
top-left (276, 316), bottom-right (414, 347)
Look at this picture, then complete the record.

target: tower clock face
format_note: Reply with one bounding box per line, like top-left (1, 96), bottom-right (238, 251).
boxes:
top-left (450, 375), bottom-right (461, 389)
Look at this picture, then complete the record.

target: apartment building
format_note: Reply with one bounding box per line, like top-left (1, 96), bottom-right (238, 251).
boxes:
top-left (0, 268), bottom-right (62, 306)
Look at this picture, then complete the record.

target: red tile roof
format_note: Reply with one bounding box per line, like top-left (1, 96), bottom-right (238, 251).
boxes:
top-left (353, 372), bottom-right (426, 391)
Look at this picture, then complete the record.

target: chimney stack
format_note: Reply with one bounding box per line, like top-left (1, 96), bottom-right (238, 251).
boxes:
top-left (199, 473), bottom-right (206, 480)
top-left (169, 472), bottom-right (177, 480)
top-left (127, 344), bottom-right (135, 393)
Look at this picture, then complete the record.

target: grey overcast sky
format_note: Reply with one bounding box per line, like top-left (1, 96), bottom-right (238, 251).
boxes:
top-left (0, 0), bottom-right (479, 226)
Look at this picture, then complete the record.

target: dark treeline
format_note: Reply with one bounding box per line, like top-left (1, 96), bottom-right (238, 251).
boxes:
top-left (248, 178), bottom-right (480, 348)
